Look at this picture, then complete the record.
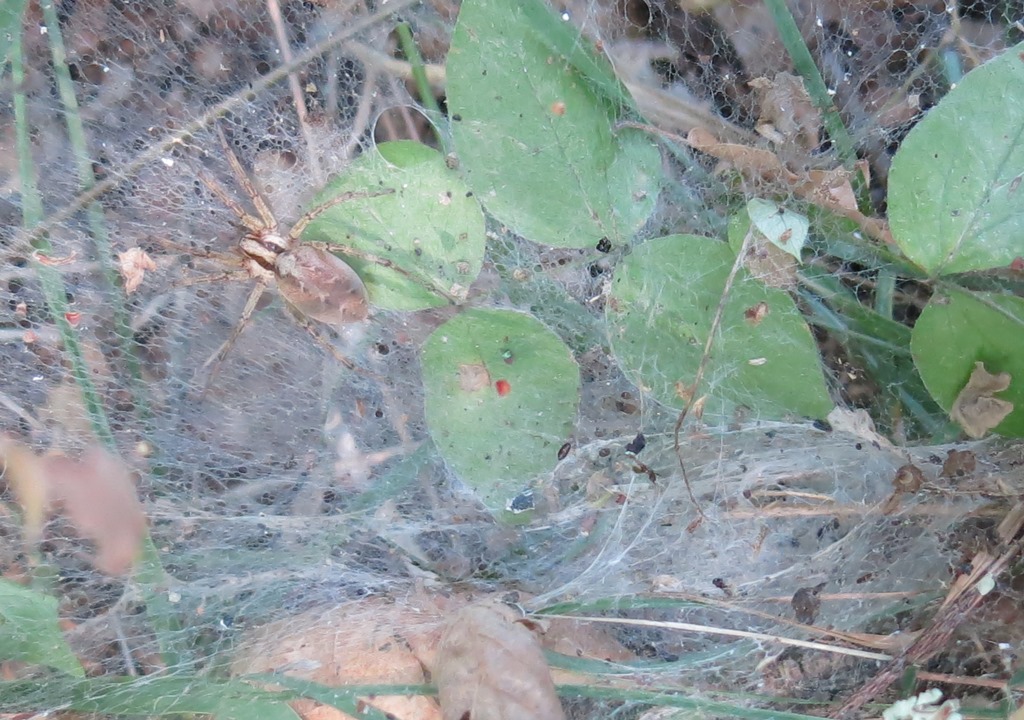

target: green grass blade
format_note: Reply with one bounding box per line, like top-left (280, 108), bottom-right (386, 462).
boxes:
top-left (12, 13), bottom-right (113, 445)
top-left (39, 1), bottom-right (150, 425)
top-left (762, 0), bottom-right (858, 170)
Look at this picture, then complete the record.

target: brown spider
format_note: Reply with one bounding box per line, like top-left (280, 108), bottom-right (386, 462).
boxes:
top-left (151, 128), bottom-right (445, 384)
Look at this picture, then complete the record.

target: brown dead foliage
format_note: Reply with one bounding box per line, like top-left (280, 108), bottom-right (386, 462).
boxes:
top-left (231, 591), bottom-right (633, 720)
top-left (1, 439), bottom-right (146, 576)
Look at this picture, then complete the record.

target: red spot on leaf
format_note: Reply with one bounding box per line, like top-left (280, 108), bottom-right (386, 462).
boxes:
top-left (495, 379), bottom-right (511, 397)
top-left (1010, 256), bottom-right (1024, 272)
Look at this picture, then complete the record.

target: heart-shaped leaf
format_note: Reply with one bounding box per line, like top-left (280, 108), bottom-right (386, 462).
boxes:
top-left (608, 235), bottom-right (831, 420)
top-left (422, 308), bottom-right (579, 515)
top-left (446, 0), bottom-right (661, 249)
top-left (888, 42), bottom-right (1024, 275)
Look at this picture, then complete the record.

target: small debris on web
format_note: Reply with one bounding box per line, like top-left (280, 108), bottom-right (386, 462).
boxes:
top-left (624, 431), bottom-right (646, 455)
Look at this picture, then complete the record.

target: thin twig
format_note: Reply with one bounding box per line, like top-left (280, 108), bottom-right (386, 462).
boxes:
top-left (538, 613), bottom-right (891, 662)
top-left (671, 228), bottom-right (757, 525)
top-left (266, 0), bottom-right (324, 186)
top-left (338, 62), bottom-right (381, 161)
top-left (831, 502), bottom-right (1024, 718)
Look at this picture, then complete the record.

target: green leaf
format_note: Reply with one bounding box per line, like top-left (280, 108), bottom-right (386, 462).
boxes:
top-left (911, 289), bottom-right (1024, 437)
top-left (746, 198), bottom-right (808, 261)
top-left (607, 235), bottom-right (832, 420)
top-left (517, 0), bottom-right (633, 110)
top-left (888, 42), bottom-right (1024, 275)
top-left (302, 140), bottom-right (485, 311)
top-left (446, 0), bottom-right (661, 249)
top-left (421, 308), bottom-right (580, 514)
top-left (0, 578), bottom-right (84, 677)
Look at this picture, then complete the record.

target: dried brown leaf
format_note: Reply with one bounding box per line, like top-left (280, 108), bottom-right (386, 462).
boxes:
top-left (827, 407), bottom-right (896, 452)
top-left (941, 449), bottom-right (976, 478)
top-left (791, 582), bottom-right (827, 624)
top-left (2, 440), bottom-right (146, 575)
top-left (541, 617), bottom-right (634, 684)
top-left (232, 591), bottom-right (632, 720)
top-left (118, 247), bottom-right (157, 295)
top-left (41, 447), bottom-right (146, 575)
top-left (1, 438), bottom-right (49, 545)
top-left (893, 464), bottom-right (925, 493)
top-left (232, 596), bottom-right (446, 720)
top-left (684, 129), bottom-right (892, 245)
top-left (950, 362), bottom-right (1013, 439)
top-left (749, 73), bottom-right (822, 153)
top-left (435, 600), bottom-right (565, 720)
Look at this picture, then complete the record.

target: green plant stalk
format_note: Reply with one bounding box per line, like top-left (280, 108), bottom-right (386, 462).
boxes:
top-left (762, 0), bottom-right (858, 169)
top-left (12, 15), bottom-right (114, 446)
top-left (873, 267), bottom-right (896, 318)
top-left (39, 1), bottom-right (150, 425)
top-left (395, 22), bottom-right (444, 148)
top-left (798, 271), bottom-right (911, 346)
top-left (0, 675), bottom-right (297, 715)
top-left (38, 7), bottom-right (180, 669)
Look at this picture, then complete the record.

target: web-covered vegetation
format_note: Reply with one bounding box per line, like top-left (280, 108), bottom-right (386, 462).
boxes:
top-left (1, 0), bottom-right (1023, 718)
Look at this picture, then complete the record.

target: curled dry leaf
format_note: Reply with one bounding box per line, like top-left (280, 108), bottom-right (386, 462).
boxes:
top-left (941, 449), bottom-right (976, 478)
top-left (118, 247), bottom-right (157, 294)
top-left (435, 600), bottom-right (566, 720)
top-left (1, 439), bottom-right (146, 575)
top-left (950, 362), bottom-right (1013, 439)
top-left (231, 589), bottom-right (631, 720)
top-left (882, 463), bottom-right (927, 515)
top-left (684, 128), bottom-right (891, 245)
top-left (749, 73), bottom-right (822, 153)
top-left (827, 407), bottom-right (897, 452)
top-left (893, 464), bottom-right (926, 494)
top-left (791, 582), bottom-right (827, 624)
top-left (232, 595), bottom-right (446, 720)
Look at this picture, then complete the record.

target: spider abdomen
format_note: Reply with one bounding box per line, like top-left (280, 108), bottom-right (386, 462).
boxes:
top-left (275, 245), bottom-right (369, 325)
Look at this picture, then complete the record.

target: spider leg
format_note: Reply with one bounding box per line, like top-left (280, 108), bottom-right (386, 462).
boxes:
top-left (197, 280), bottom-right (267, 394)
top-left (197, 170), bottom-right (265, 235)
top-left (288, 311), bottom-right (386, 383)
top-left (288, 188), bottom-right (396, 238)
top-left (151, 236), bottom-right (240, 265)
top-left (214, 125), bottom-right (278, 230)
top-left (170, 270), bottom-right (250, 290)
top-left (302, 240), bottom-right (459, 305)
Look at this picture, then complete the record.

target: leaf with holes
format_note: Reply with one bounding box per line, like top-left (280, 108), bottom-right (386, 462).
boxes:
top-left (888, 42), bottom-right (1024, 275)
top-left (746, 198), bottom-right (809, 261)
top-left (422, 309), bottom-right (579, 516)
top-left (446, 0), bottom-right (661, 249)
top-left (911, 289), bottom-right (1024, 437)
top-left (302, 141), bottom-right (485, 311)
top-left (607, 235), bottom-right (831, 420)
